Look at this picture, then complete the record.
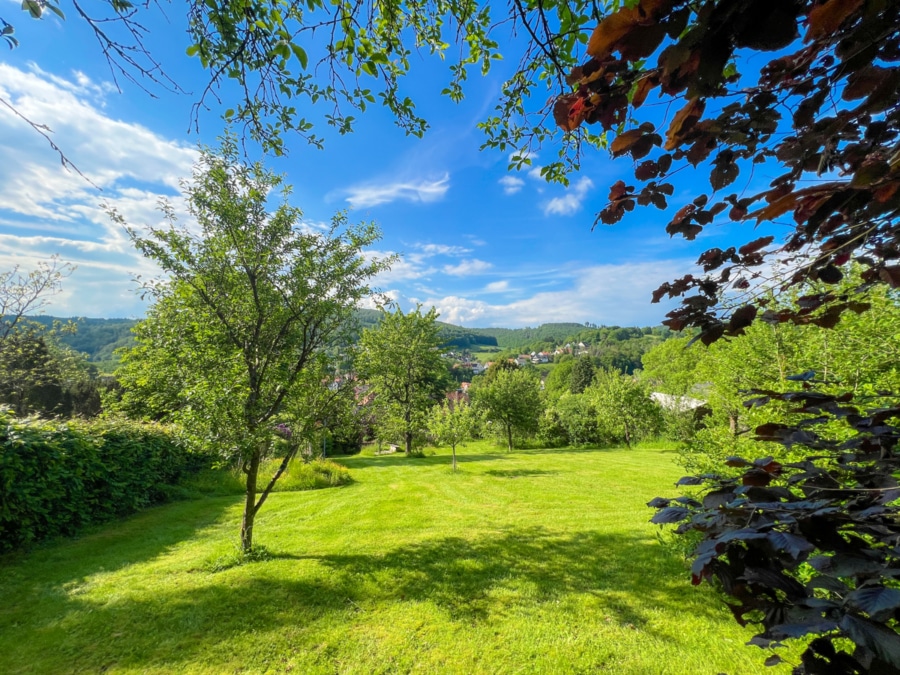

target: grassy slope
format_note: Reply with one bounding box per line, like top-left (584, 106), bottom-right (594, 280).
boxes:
top-left (0, 444), bottom-right (788, 674)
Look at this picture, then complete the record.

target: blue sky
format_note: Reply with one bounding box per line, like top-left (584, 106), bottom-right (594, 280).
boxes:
top-left (0, 5), bottom-right (782, 327)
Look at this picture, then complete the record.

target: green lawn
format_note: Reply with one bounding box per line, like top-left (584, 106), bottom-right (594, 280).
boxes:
top-left (0, 443), bottom-right (789, 674)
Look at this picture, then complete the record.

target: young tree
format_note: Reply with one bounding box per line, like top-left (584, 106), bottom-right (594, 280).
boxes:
top-left (356, 306), bottom-right (450, 456)
top-left (471, 366), bottom-right (542, 452)
top-left (569, 355), bottom-right (596, 394)
top-left (586, 369), bottom-right (661, 448)
top-left (427, 398), bottom-right (481, 471)
top-left (111, 137), bottom-right (390, 552)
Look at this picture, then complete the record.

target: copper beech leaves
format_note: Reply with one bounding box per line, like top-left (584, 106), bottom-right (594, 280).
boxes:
top-left (665, 98), bottom-right (704, 151)
top-left (555, 0), bottom-right (900, 339)
top-left (652, 389), bottom-right (900, 673)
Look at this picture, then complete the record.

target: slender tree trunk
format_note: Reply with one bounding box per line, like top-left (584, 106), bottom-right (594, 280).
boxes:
top-left (404, 409), bottom-right (412, 455)
top-left (240, 447), bottom-right (262, 553)
top-left (624, 425), bottom-right (632, 449)
top-left (506, 424), bottom-right (513, 452)
top-left (451, 443), bottom-right (457, 472)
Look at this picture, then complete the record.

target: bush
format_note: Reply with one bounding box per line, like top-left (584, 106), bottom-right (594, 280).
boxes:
top-left (276, 458), bottom-right (352, 491)
top-left (0, 409), bottom-right (209, 552)
top-left (182, 457), bottom-right (352, 496)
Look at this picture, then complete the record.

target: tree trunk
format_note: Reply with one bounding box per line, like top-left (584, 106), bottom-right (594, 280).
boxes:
top-left (405, 430), bottom-right (412, 456)
top-left (506, 424), bottom-right (513, 452)
top-left (240, 447), bottom-right (262, 553)
top-left (624, 425), bottom-right (632, 449)
top-left (451, 443), bottom-right (457, 472)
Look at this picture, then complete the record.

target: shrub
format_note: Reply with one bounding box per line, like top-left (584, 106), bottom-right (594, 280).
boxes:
top-left (182, 457), bottom-right (352, 496)
top-left (278, 458), bottom-right (352, 491)
top-left (0, 409), bottom-right (208, 552)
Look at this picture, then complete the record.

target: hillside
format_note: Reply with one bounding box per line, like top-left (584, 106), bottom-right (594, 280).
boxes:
top-left (28, 313), bottom-right (675, 374)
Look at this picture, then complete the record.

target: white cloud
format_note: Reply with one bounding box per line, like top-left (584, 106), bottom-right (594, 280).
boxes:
top-left (484, 280), bottom-right (509, 293)
top-left (344, 174), bottom-right (450, 208)
top-left (0, 64), bottom-right (198, 316)
top-left (414, 243), bottom-right (471, 256)
top-left (543, 177), bottom-right (594, 216)
top-left (410, 259), bottom-right (691, 327)
top-left (443, 258), bottom-right (492, 276)
top-left (499, 175), bottom-right (524, 195)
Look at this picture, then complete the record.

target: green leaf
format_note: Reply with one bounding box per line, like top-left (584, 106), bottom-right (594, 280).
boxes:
top-left (21, 0), bottom-right (42, 19)
top-left (46, 3), bottom-right (64, 19)
top-left (361, 61), bottom-right (377, 77)
top-left (186, 44), bottom-right (200, 57)
top-left (290, 44), bottom-right (308, 70)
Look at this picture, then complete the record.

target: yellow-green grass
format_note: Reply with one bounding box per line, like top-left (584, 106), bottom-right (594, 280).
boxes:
top-left (0, 443), bottom-right (791, 674)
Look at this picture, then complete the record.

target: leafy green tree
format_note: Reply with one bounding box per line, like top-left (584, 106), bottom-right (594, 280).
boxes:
top-left (111, 137), bottom-right (389, 552)
top-left (586, 370), bottom-right (660, 448)
top-left (471, 367), bottom-right (542, 452)
top-left (542, 358), bottom-right (574, 402)
top-left (356, 306), bottom-right (450, 456)
top-left (0, 257), bottom-right (106, 417)
top-left (569, 355), bottom-right (595, 394)
top-left (640, 336), bottom-right (703, 398)
top-left (552, 392), bottom-right (601, 446)
top-left (427, 398), bottom-right (481, 472)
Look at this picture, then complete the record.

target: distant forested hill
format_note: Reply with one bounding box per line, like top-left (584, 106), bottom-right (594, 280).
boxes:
top-left (31, 313), bottom-right (675, 375)
top-left (23, 317), bottom-right (138, 370)
top-left (464, 323), bottom-right (588, 349)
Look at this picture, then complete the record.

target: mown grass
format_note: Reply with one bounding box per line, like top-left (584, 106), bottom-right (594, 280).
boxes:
top-left (0, 442), bottom-right (793, 674)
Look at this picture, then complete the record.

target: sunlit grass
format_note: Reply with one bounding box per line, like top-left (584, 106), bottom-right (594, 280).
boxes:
top-left (0, 441), bottom-right (792, 673)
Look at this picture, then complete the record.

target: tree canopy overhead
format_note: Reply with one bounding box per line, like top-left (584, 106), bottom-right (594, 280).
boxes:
top-left (555, 0), bottom-right (900, 341)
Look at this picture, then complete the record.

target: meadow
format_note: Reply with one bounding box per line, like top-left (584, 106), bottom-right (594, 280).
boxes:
top-left (0, 443), bottom-right (790, 674)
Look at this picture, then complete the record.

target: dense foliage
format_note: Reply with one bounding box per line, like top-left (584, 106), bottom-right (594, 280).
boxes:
top-left (651, 388), bottom-right (900, 674)
top-left (643, 277), bottom-right (900, 671)
top-left (0, 409), bottom-right (205, 552)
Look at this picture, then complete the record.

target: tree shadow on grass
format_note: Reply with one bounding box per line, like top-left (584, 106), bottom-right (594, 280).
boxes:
top-left (0, 495), bottom-right (241, 603)
top-left (1, 525), bottom-right (734, 672)
top-left (482, 469), bottom-right (559, 478)
top-left (514, 445), bottom-right (624, 456)
top-left (313, 526), bottom-right (722, 627)
top-left (338, 453), bottom-right (508, 470)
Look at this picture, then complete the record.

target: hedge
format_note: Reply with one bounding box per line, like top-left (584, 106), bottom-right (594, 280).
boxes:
top-left (0, 409), bottom-right (209, 552)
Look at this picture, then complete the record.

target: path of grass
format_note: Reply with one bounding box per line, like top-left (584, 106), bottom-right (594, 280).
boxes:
top-left (0, 443), bottom-right (789, 674)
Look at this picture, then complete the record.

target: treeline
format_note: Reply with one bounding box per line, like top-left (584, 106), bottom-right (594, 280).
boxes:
top-left (21, 316), bottom-right (138, 372)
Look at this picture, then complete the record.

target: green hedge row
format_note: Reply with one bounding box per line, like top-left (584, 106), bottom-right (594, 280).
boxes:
top-left (0, 410), bottom-right (209, 552)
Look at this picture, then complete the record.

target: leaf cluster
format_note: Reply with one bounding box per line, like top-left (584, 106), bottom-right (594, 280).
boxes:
top-left (651, 386), bottom-right (900, 673)
top-left (557, 0), bottom-right (900, 342)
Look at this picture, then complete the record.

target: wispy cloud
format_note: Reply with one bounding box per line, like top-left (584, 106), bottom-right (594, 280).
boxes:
top-left (498, 175), bottom-right (524, 195)
top-left (345, 174), bottom-right (450, 208)
top-left (413, 243), bottom-right (471, 256)
top-left (544, 177), bottom-right (594, 216)
top-left (400, 259), bottom-right (692, 327)
top-left (443, 258), bottom-right (492, 276)
top-left (484, 280), bottom-right (509, 293)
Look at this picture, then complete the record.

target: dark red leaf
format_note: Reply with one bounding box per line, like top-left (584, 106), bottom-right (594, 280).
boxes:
top-left (739, 236), bottom-right (774, 256)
